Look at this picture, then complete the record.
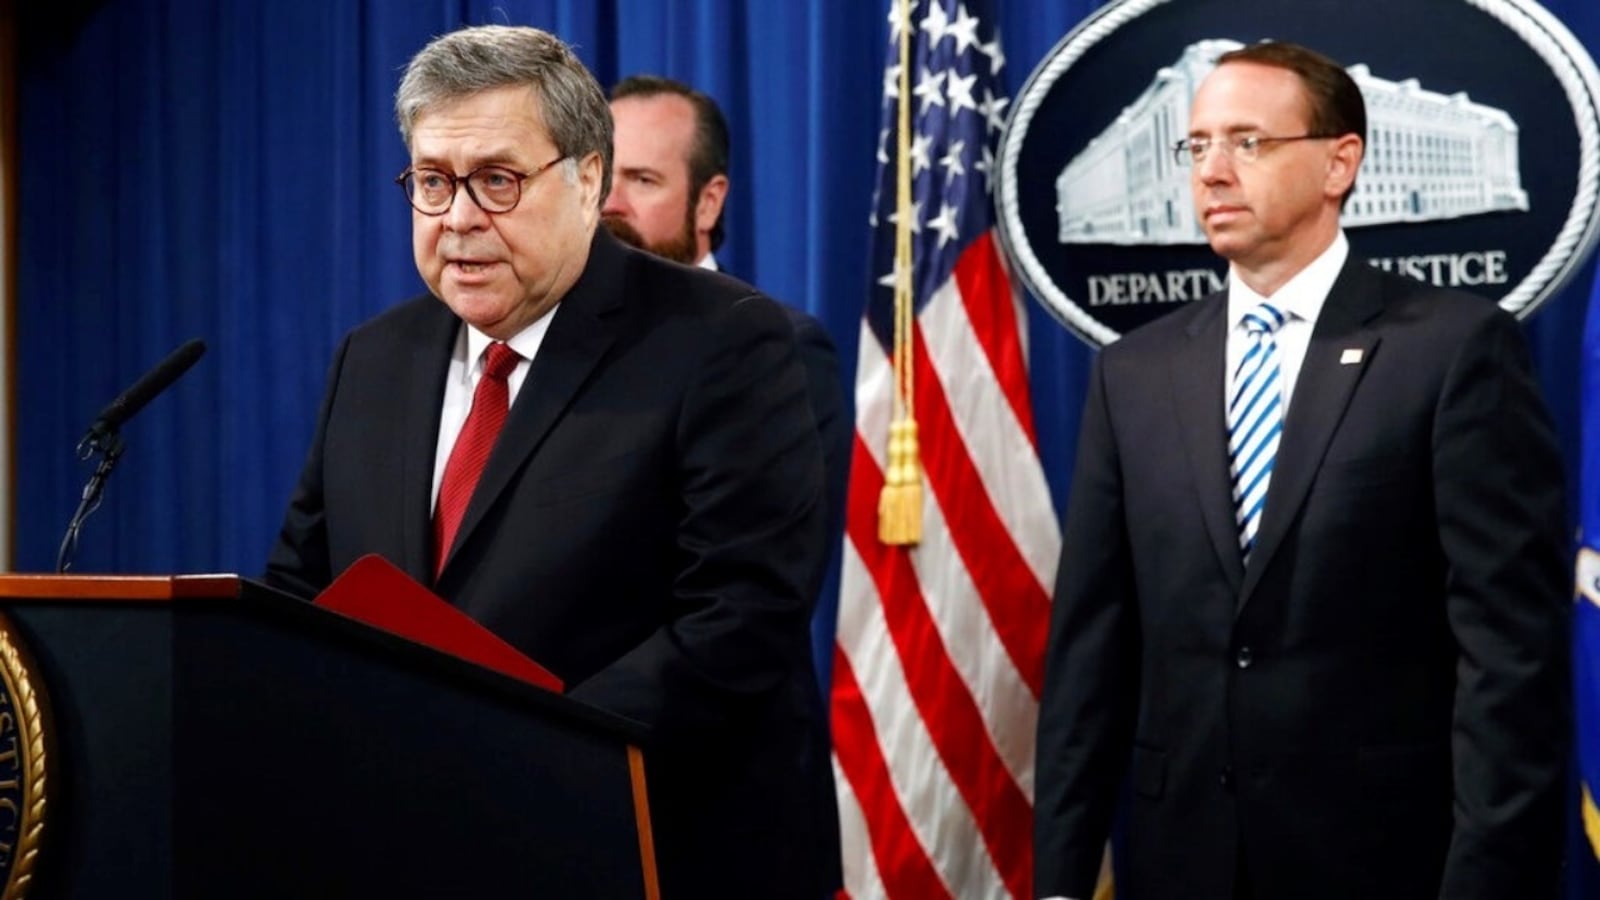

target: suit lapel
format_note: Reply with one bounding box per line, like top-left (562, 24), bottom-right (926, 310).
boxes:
top-left (437, 230), bottom-right (626, 579)
top-left (1172, 298), bottom-right (1246, 593)
top-left (400, 304), bottom-right (460, 585)
top-left (1239, 259), bottom-right (1384, 608)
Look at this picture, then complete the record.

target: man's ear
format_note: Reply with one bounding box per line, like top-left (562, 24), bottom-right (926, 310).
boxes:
top-left (576, 151), bottom-right (606, 210)
top-left (1325, 134), bottom-right (1363, 200)
top-left (694, 174), bottom-right (729, 235)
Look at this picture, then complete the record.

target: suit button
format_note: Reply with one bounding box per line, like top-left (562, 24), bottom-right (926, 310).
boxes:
top-left (1236, 646), bottom-right (1254, 669)
top-left (1219, 766), bottom-right (1234, 792)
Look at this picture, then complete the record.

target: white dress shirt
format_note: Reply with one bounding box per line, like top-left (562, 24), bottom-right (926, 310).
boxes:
top-left (430, 308), bottom-right (558, 513)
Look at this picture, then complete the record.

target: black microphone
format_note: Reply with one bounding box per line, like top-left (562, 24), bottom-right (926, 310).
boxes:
top-left (83, 338), bottom-right (207, 442)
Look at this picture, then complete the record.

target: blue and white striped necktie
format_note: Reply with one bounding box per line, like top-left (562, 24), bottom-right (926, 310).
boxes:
top-left (1228, 302), bottom-right (1288, 560)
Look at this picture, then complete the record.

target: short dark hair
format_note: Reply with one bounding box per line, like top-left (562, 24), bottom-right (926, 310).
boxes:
top-left (1216, 41), bottom-right (1365, 204)
top-left (611, 74), bottom-right (730, 251)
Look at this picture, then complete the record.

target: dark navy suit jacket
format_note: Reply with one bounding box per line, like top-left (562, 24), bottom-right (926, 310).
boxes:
top-left (1035, 259), bottom-right (1570, 900)
top-left (268, 229), bottom-right (837, 899)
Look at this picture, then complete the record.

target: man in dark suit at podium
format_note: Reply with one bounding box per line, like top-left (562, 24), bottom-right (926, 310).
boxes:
top-left (266, 24), bottom-right (836, 899)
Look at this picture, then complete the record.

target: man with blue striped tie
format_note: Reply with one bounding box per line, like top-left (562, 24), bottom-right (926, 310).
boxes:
top-left (1035, 40), bottom-right (1570, 900)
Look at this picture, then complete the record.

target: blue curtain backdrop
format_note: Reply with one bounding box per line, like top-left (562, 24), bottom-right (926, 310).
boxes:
top-left (17, 0), bottom-right (1600, 557)
top-left (12, 0), bottom-right (1098, 577)
top-left (12, 1), bottom-right (1600, 891)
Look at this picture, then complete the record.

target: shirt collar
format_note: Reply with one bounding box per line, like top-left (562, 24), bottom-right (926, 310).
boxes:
top-left (462, 304), bottom-right (558, 373)
top-left (697, 253), bottom-right (719, 272)
top-left (1227, 230), bottom-right (1348, 331)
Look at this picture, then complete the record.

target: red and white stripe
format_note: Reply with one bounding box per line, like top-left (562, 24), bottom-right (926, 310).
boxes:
top-left (832, 230), bottom-right (1060, 899)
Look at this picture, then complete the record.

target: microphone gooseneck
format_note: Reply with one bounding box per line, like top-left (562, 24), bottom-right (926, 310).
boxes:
top-left (58, 338), bottom-right (209, 573)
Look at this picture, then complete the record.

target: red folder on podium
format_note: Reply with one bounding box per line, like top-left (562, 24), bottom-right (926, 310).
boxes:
top-left (314, 554), bottom-right (562, 692)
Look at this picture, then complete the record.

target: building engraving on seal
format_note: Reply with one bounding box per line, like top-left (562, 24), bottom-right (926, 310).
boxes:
top-left (1055, 38), bottom-right (1528, 246)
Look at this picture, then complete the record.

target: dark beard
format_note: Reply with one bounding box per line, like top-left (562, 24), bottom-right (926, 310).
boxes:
top-left (601, 214), bottom-right (649, 251)
top-left (601, 205), bottom-right (700, 265)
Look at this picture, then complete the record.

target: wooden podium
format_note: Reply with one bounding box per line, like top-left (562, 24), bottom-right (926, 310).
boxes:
top-left (0, 575), bottom-right (658, 899)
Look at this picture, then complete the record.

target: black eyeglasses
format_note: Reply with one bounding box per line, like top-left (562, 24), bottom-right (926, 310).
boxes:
top-left (1173, 134), bottom-right (1334, 166)
top-left (395, 156), bottom-right (568, 215)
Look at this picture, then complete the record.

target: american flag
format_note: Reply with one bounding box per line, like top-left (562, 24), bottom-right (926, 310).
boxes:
top-left (828, 1), bottom-right (1062, 897)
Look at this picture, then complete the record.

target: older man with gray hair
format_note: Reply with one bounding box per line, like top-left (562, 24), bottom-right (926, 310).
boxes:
top-left (267, 25), bottom-right (837, 898)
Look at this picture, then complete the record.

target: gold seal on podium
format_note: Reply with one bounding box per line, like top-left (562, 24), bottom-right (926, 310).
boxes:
top-left (0, 615), bottom-right (51, 900)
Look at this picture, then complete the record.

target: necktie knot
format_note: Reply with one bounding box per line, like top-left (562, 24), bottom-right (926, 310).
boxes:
top-left (482, 341), bottom-right (521, 380)
top-left (1242, 302), bottom-right (1287, 338)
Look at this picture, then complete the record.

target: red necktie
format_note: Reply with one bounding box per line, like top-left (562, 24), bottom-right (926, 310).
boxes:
top-left (434, 341), bottom-right (521, 577)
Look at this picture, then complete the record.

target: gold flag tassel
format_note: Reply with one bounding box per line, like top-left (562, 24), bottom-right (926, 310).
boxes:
top-left (879, 0), bottom-right (922, 546)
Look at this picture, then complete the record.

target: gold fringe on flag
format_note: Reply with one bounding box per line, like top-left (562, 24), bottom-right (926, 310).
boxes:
top-left (879, 0), bottom-right (922, 546)
top-left (1585, 783), bottom-right (1600, 859)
